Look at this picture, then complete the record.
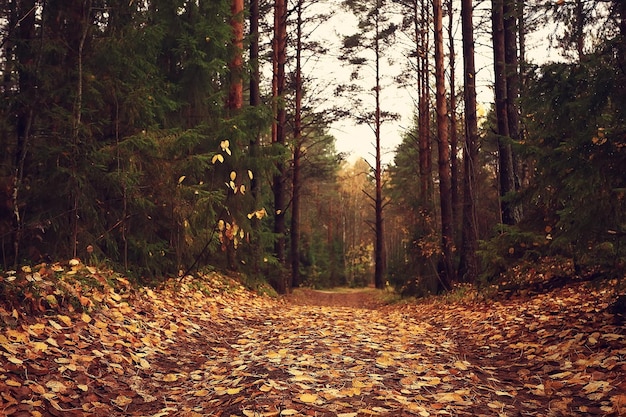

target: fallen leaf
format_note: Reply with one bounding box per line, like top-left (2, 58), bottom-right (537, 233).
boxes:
top-left (299, 393), bottom-right (318, 403)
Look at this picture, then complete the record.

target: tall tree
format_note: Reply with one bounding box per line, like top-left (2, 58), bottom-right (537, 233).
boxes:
top-left (273, 0), bottom-right (289, 292)
top-left (416, 0), bottom-right (432, 204)
top-left (341, 0), bottom-right (397, 289)
top-left (291, 0), bottom-right (304, 288)
top-left (447, 0), bottom-right (460, 231)
top-left (458, 0), bottom-right (480, 282)
top-left (492, 0), bottom-right (518, 225)
top-left (228, 0), bottom-right (244, 111)
top-left (434, 0), bottom-right (454, 289)
top-left (10, 0), bottom-right (37, 266)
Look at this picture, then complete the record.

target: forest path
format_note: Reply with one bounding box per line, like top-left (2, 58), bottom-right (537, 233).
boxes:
top-left (1, 269), bottom-right (625, 416)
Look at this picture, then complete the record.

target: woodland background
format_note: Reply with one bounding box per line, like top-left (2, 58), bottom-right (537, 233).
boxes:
top-left (1, 0), bottom-right (625, 295)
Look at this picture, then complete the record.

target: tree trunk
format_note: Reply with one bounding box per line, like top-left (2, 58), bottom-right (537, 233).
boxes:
top-left (12, 0), bottom-right (37, 267)
top-left (291, 0), bottom-right (304, 289)
top-left (492, 0), bottom-right (517, 225)
top-left (448, 0), bottom-right (460, 235)
top-left (417, 0), bottom-right (432, 204)
top-left (434, 0), bottom-right (454, 289)
top-left (374, 7), bottom-right (386, 290)
top-left (459, 0), bottom-right (479, 283)
top-left (223, 0), bottom-right (245, 271)
top-left (249, 0), bottom-right (262, 274)
top-left (273, 0), bottom-right (288, 293)
top-left (228, 0), bottom-right (244, 110)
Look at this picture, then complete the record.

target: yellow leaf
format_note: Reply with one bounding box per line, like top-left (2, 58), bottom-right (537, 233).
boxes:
top-left (433, 392), bottom-right (465, 403)
top-left (259, 384), bottom-right (272, 392)
top-left (6, 379), bottom-right (22, 387)
top-left (280, 410), bottom-right (298, 416)
top-left (248, 170), bottom-right (253, 180)
top-left (112, 395), bottom-right (132, 407)
top-left (46, 337), bottom-right (59, 348)
top-left (8, 356), bottom-right (23, 365)
top-left (77, 384), bottom-right (89, 392)
top-left (178, 175), bottom-right (186, 184)
top-left (299, 393), bottom-right (318, 403)
top-left (32, 341), bottom-right (48, 352)
top-left (46, 380), bottom-right (67, 393)
top-left (583, 380), bottom-right (609, 394)
top-left (226, 387), bottom-right (242, 395)
top-left (81, 313), bottom-right (92, 323)
top-left (194, 389), bottom-right (210, 397)
top-left (163, 374), bottom-right (179, 382)
top-left (46, 294), bottom-right (58, 306)
top-left (230, 171), bottom-right (237, 181)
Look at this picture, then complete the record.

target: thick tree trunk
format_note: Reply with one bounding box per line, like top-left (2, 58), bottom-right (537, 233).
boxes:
top-left (12, 0), bottom-right (38, 266)
top-left (228, 0), bottom-right (244, 110)
top-left (374, 9), bottom-right (386, 290)
top-left (492, 0), bottom-right (517, 226)
top-left (434, 0), bottom-right (454, 289)
top-left (273, 0), bottom-right (288, 293)
top-left (448, 0), bottom-right (460, 234)
top-left (459, 0), bottom-right (479, 283)
top-left (417, 0), bottom-right (432, 204)
top-left (291, 0), bottom-right (304, 289)
top-left (248, 0), bottom-right (262, 274)
top-left (223, 0), bottom-right (245, 271)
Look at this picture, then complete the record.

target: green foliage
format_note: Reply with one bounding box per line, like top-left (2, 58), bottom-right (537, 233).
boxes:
top-left (521, 49), bottom-right (626, 271)
top-left (0, 0), bottom-right (282, 285)
top-left (477, 224), bottom-right (547, 284)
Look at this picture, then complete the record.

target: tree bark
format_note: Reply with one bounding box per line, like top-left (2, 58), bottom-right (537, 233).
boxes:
top-left (12, 0), bottom-right (37, 266)
top-left (248, 0), bottom-right (262, 274)
top-left (434, 0), bottom-right (454, 289)
top-left (417, 0), bottom-right (432, 204)
top-left (448, 0), bottom-right (460, 234)
top-left (492, 0), bottom-right (517, 226)
top-left (374, 5), bottom-right (386, 290)
top-left (459, 0), bottom-right (479, 283)
top-left (273, 0), bottom-right (288, 293)
top-left (291, 0), bottom-right (304, 289)
top-left (228, 0), bottom-right (244, 110)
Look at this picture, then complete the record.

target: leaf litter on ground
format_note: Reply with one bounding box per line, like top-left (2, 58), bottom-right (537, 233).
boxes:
top-left (0, 260), bottom-right (625, 416)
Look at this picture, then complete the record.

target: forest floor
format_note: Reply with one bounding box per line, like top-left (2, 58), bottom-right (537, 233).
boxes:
top-left (1, 262), bottom-right (626, 417)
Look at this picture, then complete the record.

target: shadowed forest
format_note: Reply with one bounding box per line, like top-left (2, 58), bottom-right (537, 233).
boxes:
top-left (1, 0), bottom-right (626, 415)
top-left (1, 0), bottom-right (625, 293)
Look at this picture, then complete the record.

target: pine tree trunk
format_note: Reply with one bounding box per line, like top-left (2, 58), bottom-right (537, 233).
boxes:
top-left (291, 0), bottom-right (304, 289)
top-left (434, 0), bottom-right (454, 289)
top-left (459, 0), bottom-right (480, 283)
top-left (416, 0), bottom-right (432, 204)
top-left (448, 0), bottom-right (460, 235)
top-left (223, 0), bottom-right (245, 271)
top-left (249, 0), bottom-right (262, 275)
top-left (228, 0), bottom-right (244, 110)
top-left (374, 7), bottom-right (386, 290)
top-left (12, 0), bottom-right (37, 266)
top-left (492, 0), bottom-right (517, 226)
top-left (273, 0), bottom-right (288, 293)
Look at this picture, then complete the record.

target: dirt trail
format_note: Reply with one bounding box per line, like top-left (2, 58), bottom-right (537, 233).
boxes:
top-left (1, 270), bottom-right (624, 417)
top-left (287, 287), bottom-right (388, 309)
